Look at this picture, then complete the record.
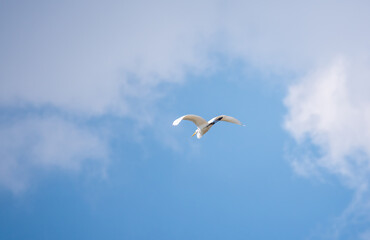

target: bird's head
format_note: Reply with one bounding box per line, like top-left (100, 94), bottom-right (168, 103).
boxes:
top-left (191, 129), bottom-right (198, 137)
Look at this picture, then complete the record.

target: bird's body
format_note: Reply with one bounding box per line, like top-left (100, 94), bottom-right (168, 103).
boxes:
top-left (172, 114), bottom-right (244, 138)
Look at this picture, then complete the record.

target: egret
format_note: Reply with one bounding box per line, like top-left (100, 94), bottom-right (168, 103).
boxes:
top-left (172, 114), bottom-right (244, 139)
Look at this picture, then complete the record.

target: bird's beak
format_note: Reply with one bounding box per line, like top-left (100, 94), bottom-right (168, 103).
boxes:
top-left (191, 131), bottom-right (197, 137)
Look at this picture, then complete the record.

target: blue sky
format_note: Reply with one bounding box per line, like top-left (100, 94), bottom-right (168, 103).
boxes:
top-left (1, 1), bottom-right (370, 239)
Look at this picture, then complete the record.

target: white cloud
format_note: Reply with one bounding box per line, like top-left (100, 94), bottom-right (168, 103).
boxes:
top-left (0, 1), bottom-right (219, 192)
top-left (284, 57), bottom-right (370, 237)
top-left (285, 57), bottom-right (370, 187)
top-left (1, 4), bottom-right (370, 237)
top-left (1, 0), bottom-right (370, 116)
top-left (0, 115), bottom-right (108, 193)
top-left (0, 1), bottom-right (219, 116)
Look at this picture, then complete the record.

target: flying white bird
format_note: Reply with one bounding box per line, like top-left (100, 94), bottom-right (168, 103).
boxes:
top-left (172, 114), bottom-right (244, 139)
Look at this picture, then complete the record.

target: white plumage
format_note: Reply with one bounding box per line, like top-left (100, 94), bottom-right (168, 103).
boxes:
top-left (173, 114), bottom-right (244, 139)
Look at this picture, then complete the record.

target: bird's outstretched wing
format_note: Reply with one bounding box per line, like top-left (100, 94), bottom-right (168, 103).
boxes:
top-left (173, 115), bottom-right (208, 127)
top-left (208, 115), bottom-right (244, 125)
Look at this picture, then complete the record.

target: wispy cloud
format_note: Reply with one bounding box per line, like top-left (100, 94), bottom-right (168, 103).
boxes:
top-left (284, 57), bottom-right (370, 238)
top-left (2, 1), bottom-right (369, 116)
top-left (0, 1), bottom-right (219, 116)
top-left (0, 115), bottom-right (108, 193)
top-left (0, 1), bottom-right (217, 192)
top-left (2, 4), bottom-right (370, 238)
top-left (0, 1), bottom-right (223, 193)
